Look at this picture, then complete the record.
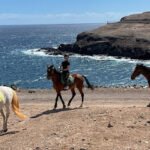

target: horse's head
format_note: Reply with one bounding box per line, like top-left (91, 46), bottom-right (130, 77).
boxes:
top-left (131, 64), bottom-right (143, 80)
top-left (47, 65), bottom-right (56, 79)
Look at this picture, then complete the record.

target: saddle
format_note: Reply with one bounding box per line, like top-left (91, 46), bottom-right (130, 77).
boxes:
top-left (61, 74), bottom-right (74, 86)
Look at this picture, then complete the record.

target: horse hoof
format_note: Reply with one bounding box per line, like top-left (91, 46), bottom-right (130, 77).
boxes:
top-left (63, 105), bottom-right (66, 109)
top-left (53, 105), bottom-right (57, 110)
top-left (79, 105), bottom-right (83, 108)
top-left (3, 129), bottom-right (7, 132)
top-left (147, 103), bottom-right (150, 107)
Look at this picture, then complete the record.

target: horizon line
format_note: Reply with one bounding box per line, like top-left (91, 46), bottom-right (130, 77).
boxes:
top-left (0, 22), bottom-right (107, 26)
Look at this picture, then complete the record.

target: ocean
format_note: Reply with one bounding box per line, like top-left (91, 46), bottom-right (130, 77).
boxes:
top-left (0, 24), bottom-right (150, 89)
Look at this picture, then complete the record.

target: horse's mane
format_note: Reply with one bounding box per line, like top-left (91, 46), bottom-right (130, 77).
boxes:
top-left (2, 84), bottom-right (18, 91)
top-left (137, 64), bottom-right (150, 71)
top-left (53, 67), bottom-right (61, 75)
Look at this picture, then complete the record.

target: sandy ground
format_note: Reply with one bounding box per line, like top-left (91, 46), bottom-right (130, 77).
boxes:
top-left (0, 88), bottom-right (150, 150)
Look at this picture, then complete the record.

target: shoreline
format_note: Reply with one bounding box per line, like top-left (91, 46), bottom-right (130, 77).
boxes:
top-left (17, 87), bottom-right (150, 103)
top-left (16, 84), bottom-right (149, 90)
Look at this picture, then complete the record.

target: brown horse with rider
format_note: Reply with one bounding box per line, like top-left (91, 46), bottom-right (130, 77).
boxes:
top-left (47, 64), bottom-right (93, 109)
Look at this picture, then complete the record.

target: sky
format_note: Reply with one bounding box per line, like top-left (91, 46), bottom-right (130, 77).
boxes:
top-left (0, 0), bottom-right (149, 25)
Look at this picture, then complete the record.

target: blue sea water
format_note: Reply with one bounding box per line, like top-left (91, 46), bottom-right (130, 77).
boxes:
top-left (0, 24), bottom-right (150, 89)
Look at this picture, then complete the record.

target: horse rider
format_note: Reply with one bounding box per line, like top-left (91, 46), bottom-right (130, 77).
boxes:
top-left (60, 54), bottom-right (70, 88)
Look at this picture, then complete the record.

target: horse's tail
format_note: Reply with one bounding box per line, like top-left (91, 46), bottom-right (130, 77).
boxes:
top-left (11, 91), bottom-right (27, 120)
top-left (82, 75), bottom-right (94, 90)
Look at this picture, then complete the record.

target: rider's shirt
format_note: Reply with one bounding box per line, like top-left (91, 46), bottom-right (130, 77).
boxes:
top-left (61, 60), bottom-right (70, 71)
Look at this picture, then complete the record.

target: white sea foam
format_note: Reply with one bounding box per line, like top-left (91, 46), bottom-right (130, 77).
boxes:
top-left (22, 48), bottom-right (49, 57)
top-left (22, 49), bottom-right (150, 65)
top-left (22, 48), bottom-right (61, 57)
top-left (13, 80), bottom-right (22, 84)
top-left (32, 76), bottom-right (46, 82)
top-left (71, 54), bottom-right (116, 60)
top-left (71, 55), bottom-right (150, 64)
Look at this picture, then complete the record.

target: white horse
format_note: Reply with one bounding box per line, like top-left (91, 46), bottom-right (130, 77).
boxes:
top-left (0, 86), bottom-right (27, 133)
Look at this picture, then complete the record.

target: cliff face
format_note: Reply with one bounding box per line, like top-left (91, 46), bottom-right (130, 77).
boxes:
top-left (40, 12), bottom-right (150, 60)
top-left (72, 12), bottom-right (150, 59)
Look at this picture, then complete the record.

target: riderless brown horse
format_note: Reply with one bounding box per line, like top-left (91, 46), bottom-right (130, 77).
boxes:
top-left (47, 65), bottom-right (94, 109)
top-left (131, 64), bottom-right (150, 87)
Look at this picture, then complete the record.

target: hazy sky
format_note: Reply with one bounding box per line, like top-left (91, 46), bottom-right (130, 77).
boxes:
top-left (0, 0), bottom-right (149, 25)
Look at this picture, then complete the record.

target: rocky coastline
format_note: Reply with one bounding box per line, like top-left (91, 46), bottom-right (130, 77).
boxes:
top-left (39, 12), bottom-right (150, 60)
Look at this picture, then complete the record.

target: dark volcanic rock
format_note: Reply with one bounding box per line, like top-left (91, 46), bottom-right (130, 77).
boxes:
top-left (73, 12), bottom-right (150, 59)
top-left (39, 12), bottom-right (150, 59)
top-left (39, 47), bottom-right (63, 55)
top-left (39, 46), bottom-right (76, 56)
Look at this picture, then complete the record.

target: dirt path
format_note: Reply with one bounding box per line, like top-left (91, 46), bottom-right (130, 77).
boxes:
top-left (0, 88), bottom-right (150, 150)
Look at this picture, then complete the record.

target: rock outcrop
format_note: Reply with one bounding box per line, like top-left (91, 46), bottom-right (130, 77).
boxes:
top-left (40, 12), bottom-right (150, 60)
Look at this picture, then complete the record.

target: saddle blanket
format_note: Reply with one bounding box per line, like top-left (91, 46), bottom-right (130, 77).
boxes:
top-left (61, 75), bottom-right (74, 85)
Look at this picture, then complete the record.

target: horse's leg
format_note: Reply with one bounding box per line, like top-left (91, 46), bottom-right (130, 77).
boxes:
top-left (148, 80), bottom-right (150, 87)
top-left (58, 93), bottom-right (66, 109)
top-left (68, 88), bottom-right (76, 107)
top-left (0, 109), bottom-right (6, 132)
top-left (4, 105), bottom-right (10, 132)
top-left (54, 94), bottom-right (59, 109)
top-left (78, 87), bottom-right (84, 108)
